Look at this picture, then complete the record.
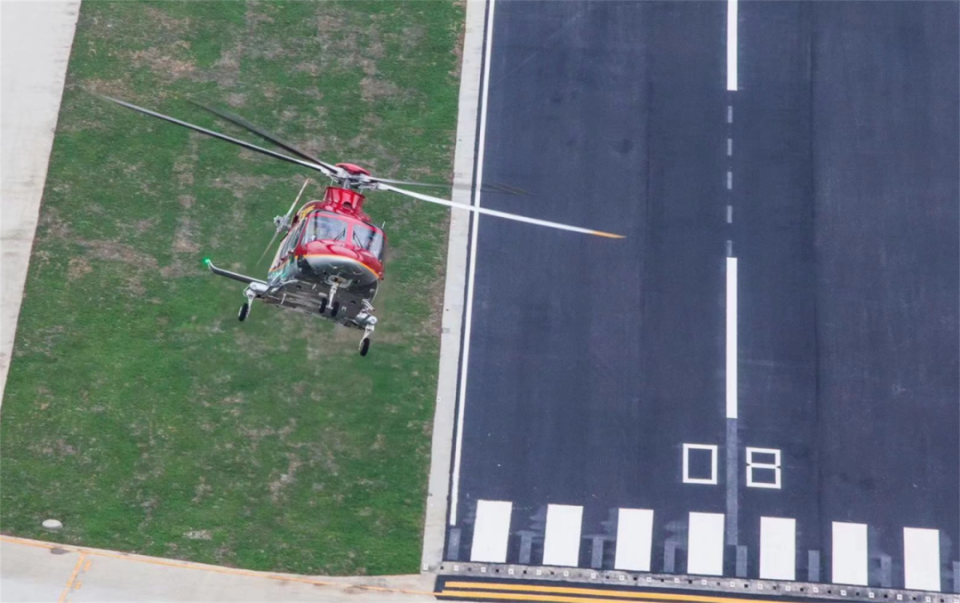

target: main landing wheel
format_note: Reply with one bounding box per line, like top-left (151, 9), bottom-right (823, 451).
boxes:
top-left (359, 338), bottom-right (371, 357)
top-left (318, 298), bottom-right (328, 314)
top-left (238, 302), bottom-right (250, 322)
top-left (330, 301), bottom-right (341, 318)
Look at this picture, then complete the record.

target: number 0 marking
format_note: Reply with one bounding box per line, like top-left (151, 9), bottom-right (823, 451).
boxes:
top-left (682, 444), bottom-right (719, 485)
top-left (745, 447), bottom-right (782, 489)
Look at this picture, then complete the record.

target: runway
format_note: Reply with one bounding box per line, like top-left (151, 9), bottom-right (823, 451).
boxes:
top-left (444, 0), bottom-right (959, 595)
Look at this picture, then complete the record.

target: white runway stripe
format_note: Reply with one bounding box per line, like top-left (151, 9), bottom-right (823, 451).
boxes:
top-left (542, 504), bottom-right (583, 567)
top-left (726, 257), bottom-right (738, 419)
top-left (904, 527), bottom-right (941, 592)
top-left (759, 517), bottom-right (796, 580)
top-left (832, 522), bottom-right (868, 586)
top-left (726, 0), bottom-right (739, 91)
top-left (470, 500), bottom-right (512, 563)
top-left (687, 512), bottom-right (725, 576)
top-left (614, 508), bottom-right (654, 571)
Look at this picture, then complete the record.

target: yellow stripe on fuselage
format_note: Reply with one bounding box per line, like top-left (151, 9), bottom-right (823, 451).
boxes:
top-left (300, 253), bottom-right (381, 279)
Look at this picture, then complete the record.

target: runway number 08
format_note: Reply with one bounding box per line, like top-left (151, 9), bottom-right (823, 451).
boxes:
top-left (682, 443), bottom-right (782, 489)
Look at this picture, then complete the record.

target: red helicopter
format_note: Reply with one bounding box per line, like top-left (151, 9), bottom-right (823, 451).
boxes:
top-left (100, 96), bottom-right (623, 356)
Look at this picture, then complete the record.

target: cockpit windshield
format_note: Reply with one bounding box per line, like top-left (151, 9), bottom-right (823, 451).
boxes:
top-left (304, 212), bottom-right (347, 243)
top-left (352, 224), bottom-right (385, 259)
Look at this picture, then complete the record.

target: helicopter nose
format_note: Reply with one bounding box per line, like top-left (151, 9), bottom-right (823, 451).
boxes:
top-left (304, 254), bottom-right (378, 284)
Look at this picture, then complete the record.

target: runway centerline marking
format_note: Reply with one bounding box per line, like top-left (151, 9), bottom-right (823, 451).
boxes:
top-left (726, 257), bottom-right (738, 419)
top-left (726, 0), bottom-right (738, 91)
top-left (450, 0), bottom-right (497, 527)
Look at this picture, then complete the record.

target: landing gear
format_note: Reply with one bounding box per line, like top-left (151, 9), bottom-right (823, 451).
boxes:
top-left (319, 297), bottom-right (327, 314)
top-left (330, 301), bottom-right (341, 317)
top-left (239, 285), bottom-right (259, 322)
top-left (357, 311), bottom-right (376, 357)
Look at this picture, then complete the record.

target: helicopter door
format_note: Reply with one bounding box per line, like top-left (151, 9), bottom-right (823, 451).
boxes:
top-left (272, 221), bottom-right (305, 269)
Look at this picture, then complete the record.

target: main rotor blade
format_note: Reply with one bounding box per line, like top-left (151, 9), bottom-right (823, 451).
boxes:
top-left (257, 230), bottom-right (282, 266)
top-left (97, 95), bottom-right (334, 177)
top-left (377, 183), bottom-right (624, 239)
top-left (286, 178), bottom-right (311, 220)
top-left (190, 101), bottom-right (340, 174)
top-left (191, 101), bottom-right (530, 197)
top-left (259, 179), bottom-right (311, 266)
top-left (374, 177), bottom-right (530, 197)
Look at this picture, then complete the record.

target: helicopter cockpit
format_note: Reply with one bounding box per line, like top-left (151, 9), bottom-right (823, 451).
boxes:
top-left (302, 211), bottom-right (385, 260)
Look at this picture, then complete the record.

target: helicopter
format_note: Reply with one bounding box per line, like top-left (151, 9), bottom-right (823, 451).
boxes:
top-left (99, 95), bottom-right (624, 356)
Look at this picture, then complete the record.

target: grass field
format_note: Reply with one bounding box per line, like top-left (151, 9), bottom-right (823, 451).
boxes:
top-left (0, 0), bottom-right (462, 575)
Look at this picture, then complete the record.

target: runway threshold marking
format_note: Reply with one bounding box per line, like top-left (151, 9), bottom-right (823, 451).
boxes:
top-left (687, 512), bottom-right (725, 576)
top-left (450, 0), bottom-right (498, 528)
top-left (759, 517), bottom-right (795, 580)
top-left (543, 504), bottom-right (584, 567)
top-left (471, 500), bottom-right (513, 563)
top-left (615, 508), bottom-right (654, 571)
top-left (441, 581), bottom-right (803, 603)
top-left (831, 522), bottom-right (868, 586)
top-left (903, 527), bottom-right (941, 592)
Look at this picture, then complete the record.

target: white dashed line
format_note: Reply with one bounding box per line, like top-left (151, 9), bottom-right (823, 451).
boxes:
top-left (726, 205), bottom-right (733, 224)
top-left (727, 105), bottom-right (733, 123)
top-left (726, 171), bottom-right (733, 190)
top-left (727, 138), bottom-right (733, 156)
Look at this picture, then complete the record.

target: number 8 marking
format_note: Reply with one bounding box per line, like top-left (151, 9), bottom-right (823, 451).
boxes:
top-left (745, 447), bottom-right (782, 489)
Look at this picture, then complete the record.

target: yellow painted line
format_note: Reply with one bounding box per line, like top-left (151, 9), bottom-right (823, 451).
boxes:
top-left (57, 552), bottom-right (86, 603)
top-left (440, 590), bottom-right (673, 603)
top-left (443, 581), bottom-right (802, 603)
top-left (83, 559), bottom-right (92, 572)
top-left (1, 535), bottom-right (433, 598)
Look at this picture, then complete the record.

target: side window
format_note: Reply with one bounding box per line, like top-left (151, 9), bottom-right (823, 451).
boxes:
top-left (281, 222), bottom-right (304, 257)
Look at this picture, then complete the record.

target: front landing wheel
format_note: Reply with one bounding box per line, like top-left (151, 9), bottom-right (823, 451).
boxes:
top-left (359, 338), bottom-right (371, 357)
top-left (238, 302), bottom-right (250, 322)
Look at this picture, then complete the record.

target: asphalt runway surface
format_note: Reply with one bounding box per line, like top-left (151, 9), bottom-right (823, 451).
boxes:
top-left (445, 0), bottom-right (959, 593)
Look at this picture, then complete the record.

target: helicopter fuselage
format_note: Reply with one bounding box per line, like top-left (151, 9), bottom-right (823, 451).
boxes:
top-left (255, 184), bottom-right (386, 327)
